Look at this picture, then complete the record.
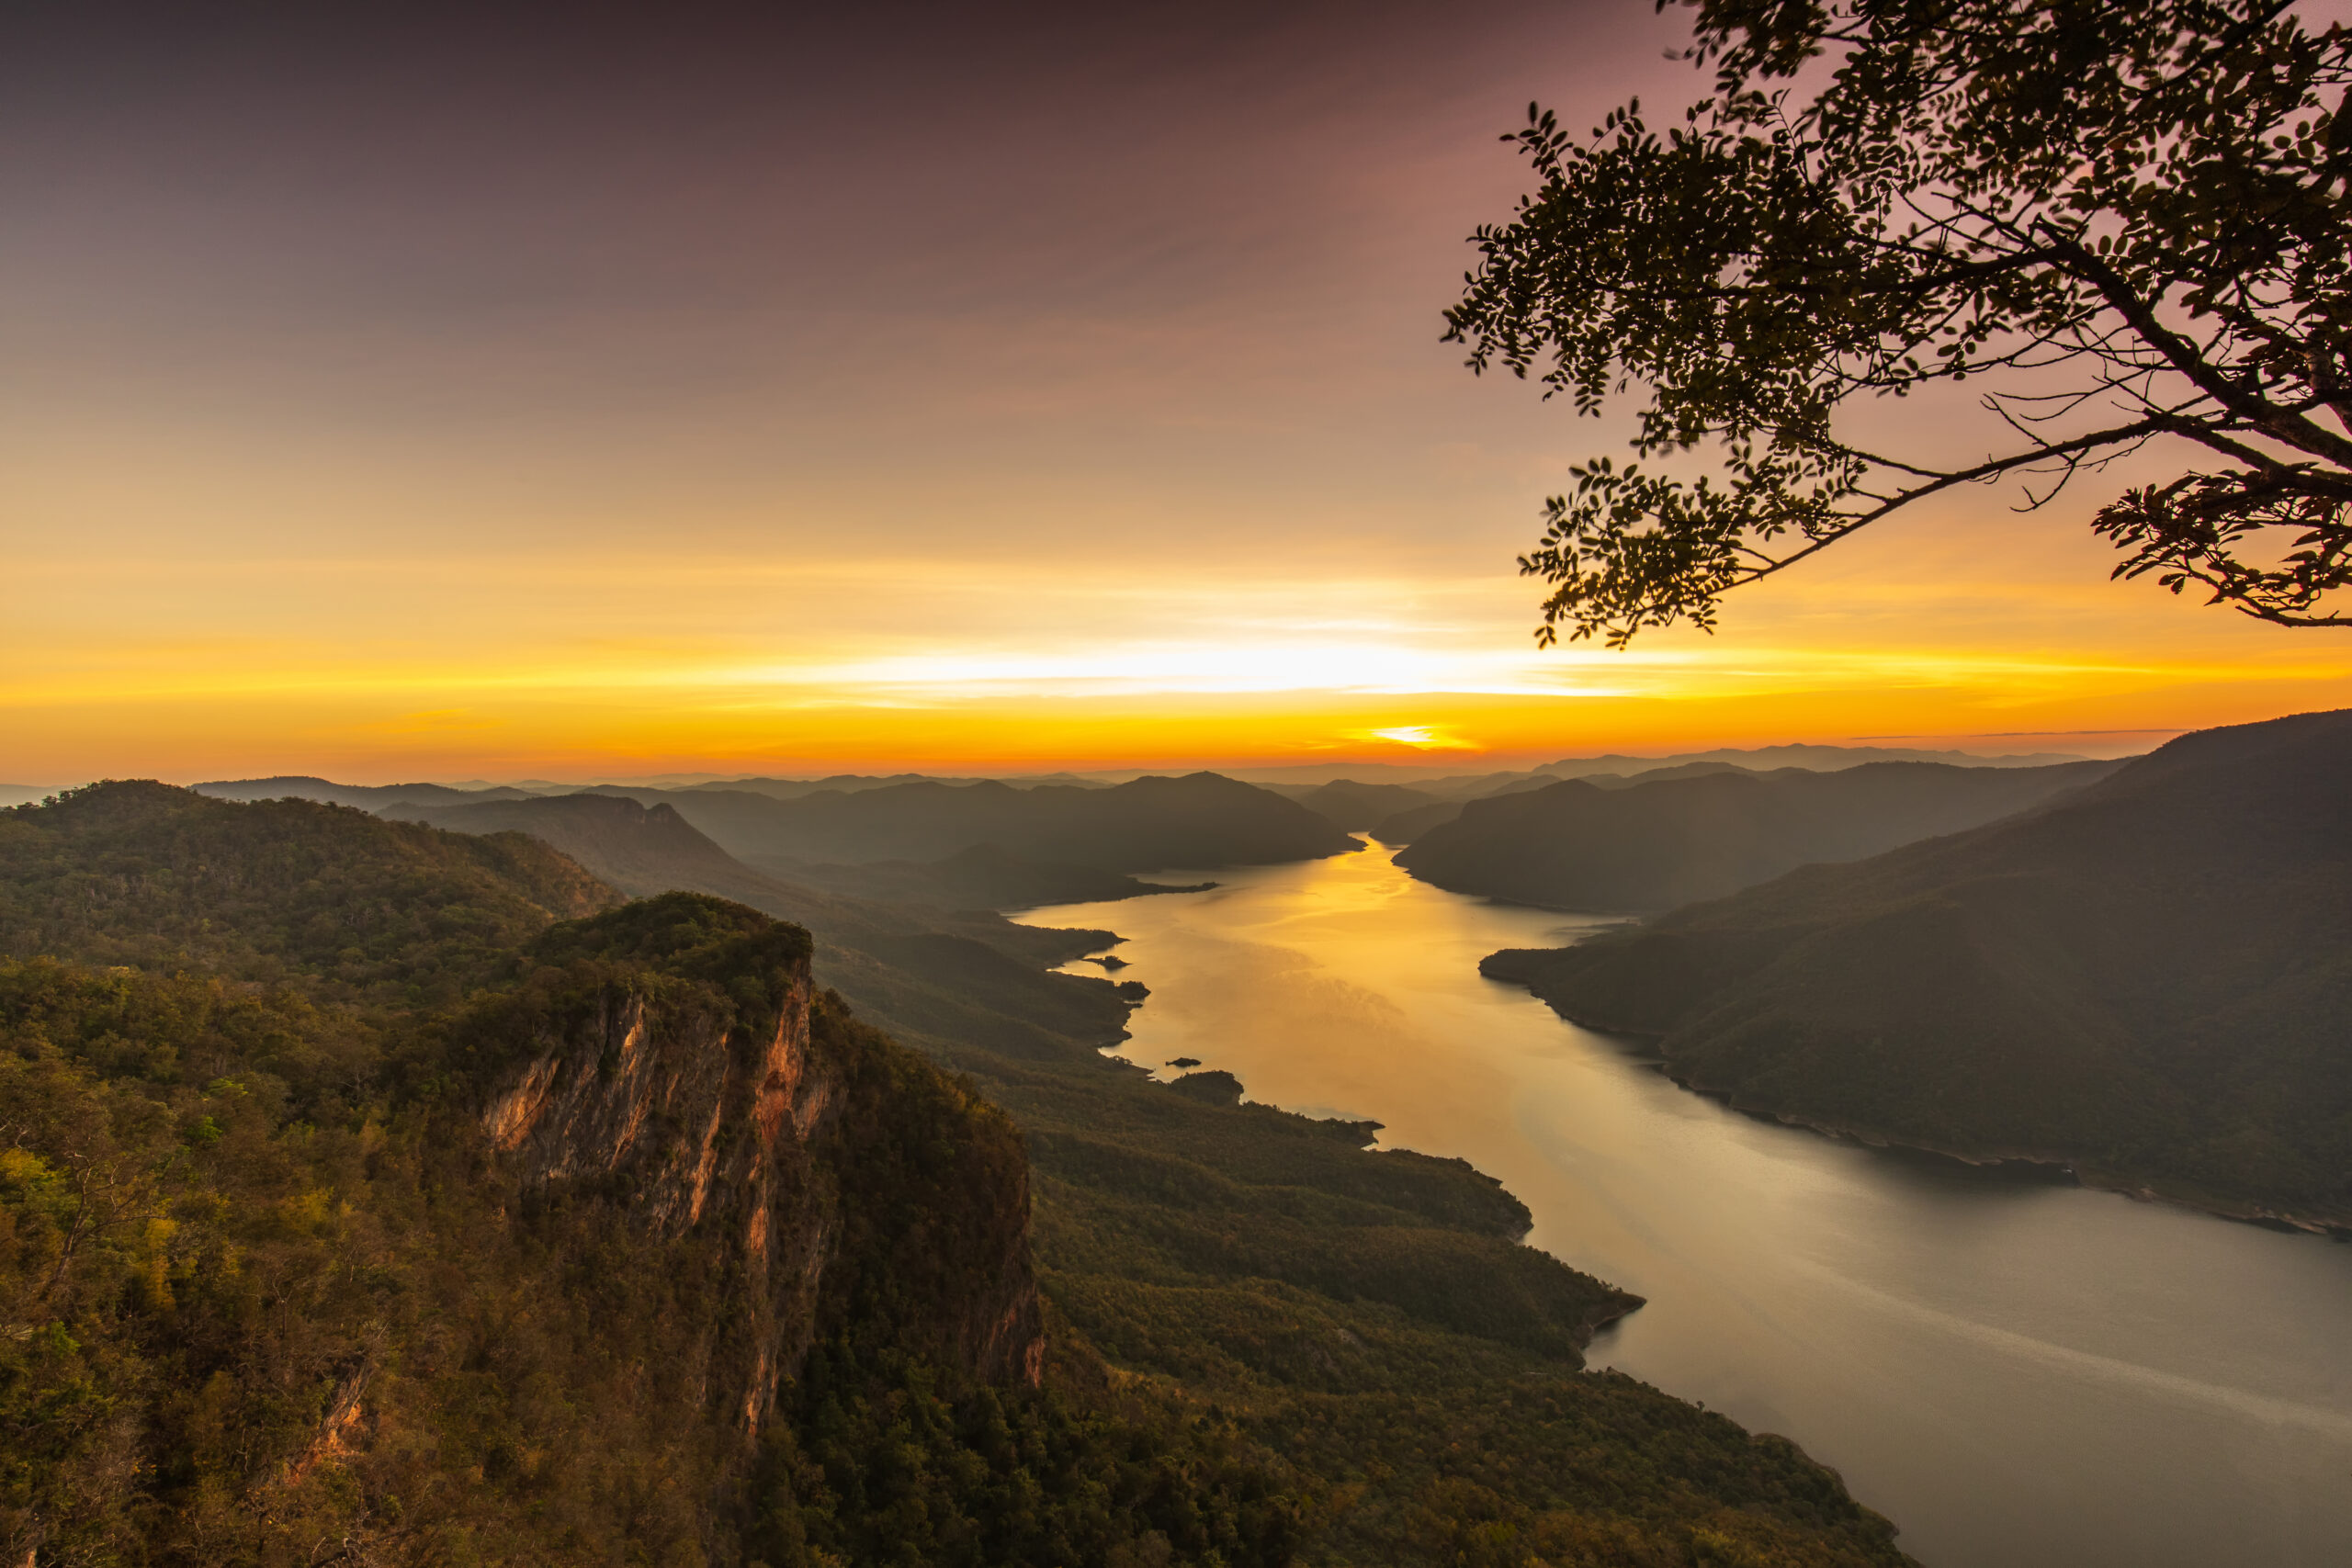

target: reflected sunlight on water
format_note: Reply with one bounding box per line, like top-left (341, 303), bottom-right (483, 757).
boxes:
top-left (1020, 843), bottom-right (2352, 1568)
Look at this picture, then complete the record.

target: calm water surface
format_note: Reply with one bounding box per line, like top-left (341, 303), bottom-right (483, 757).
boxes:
top-left (1018, 844), bottom-right (2352, 1568)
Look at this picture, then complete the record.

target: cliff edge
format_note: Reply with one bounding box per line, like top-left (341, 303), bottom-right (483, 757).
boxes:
top-left (462, 893), bottom-right (1045, 1438)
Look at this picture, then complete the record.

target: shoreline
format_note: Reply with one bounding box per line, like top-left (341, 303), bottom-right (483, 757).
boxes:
top-left (1078, 929), bottom-right (1652, 1355)
top-left (1506, 987), bottom-right (2352, 1243)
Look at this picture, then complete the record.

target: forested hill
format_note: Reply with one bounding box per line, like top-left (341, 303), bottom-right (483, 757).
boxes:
top-left (2, 784), bottom-right (1915, 1565)
top-left (1396, 758), bottom-right (2122, 911)
top-left (0, 785), bottom-right (1222, 1563)
top-left (387, 792), bottom-right (1205, 912)
top-left (616, 772), bottom-right (1357, 872)
top-left (377, 790), bottom-right (1155, 1060)
top-left (0, 779), bottom-right (613, 1000)
top-left (202, 768), bottom-right (1356, 887)
top-left (1482, 709), bottom-right (2352, 1226)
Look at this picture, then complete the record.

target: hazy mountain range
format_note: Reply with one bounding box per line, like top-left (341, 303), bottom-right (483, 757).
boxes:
top-left (1223, 742), bottom-right (2096, 790)
top-left (198, 771), bottom-right (1354, 887)
top-left (178, 740), bottom-right (2098, 811)
top-left (577, 774), bottom-right (1357, 870)
top-left (1395, 759), bottom-right (2125, 911)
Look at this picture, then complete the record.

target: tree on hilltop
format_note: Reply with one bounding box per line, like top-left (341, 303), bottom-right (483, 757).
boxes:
top-left (1448, 0), bottom-right (2352, 646)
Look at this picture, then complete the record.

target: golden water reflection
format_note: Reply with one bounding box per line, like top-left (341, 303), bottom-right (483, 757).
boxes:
top-left (1019, 844), bottom-right (2352, 1568)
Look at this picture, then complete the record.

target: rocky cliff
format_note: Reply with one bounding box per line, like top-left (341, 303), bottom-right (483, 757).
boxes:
top-left (467, 892), bottom-right (1045, 1441)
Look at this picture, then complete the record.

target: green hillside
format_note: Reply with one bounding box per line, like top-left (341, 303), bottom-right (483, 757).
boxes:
top-left (371, 792), bottom-right (1148, 1056)
top-left (368, 788), bottom-right (1915, 1563)
top-left (397, 796), bottom-right (1211, 910)
top-left (594, 773), bottom-right (1361, 871)
top-left (2, 784), bottom-right (1912, 1565)
top-left (0, 781), bottom-right (613, 1003)
top-left (1483, 710), bottom-right (2352, 1226)
top-left (0, 883), bottom-right (1277, 1562)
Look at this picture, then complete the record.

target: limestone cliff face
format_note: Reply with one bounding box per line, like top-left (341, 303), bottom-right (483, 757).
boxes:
top-left (476, 895), bottom-right (1044, 1436)
top-left (482, 968), bottom-right (820, 1239)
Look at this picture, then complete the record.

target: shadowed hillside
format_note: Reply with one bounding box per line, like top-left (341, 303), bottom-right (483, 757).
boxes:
top-left (1369, 763), bottom-right (1813, 845)
top-left (1482, 710), bottom-right (2352, 1226)
top-left (1280, 779), bottom-right (1446, 831)
top-left (377, 792), bottom-right (1146, 1052)
top-left (0, 788), bottom-right (1306, 1564)
top-left (767, 842), bottom-right (1216, 909)
top-left (596, 772), bottom-right (1359, 870)
top-left (1368, 799), bottom-right (1470, 844)
top-left (1397, 759), bottom-right (2123, 911)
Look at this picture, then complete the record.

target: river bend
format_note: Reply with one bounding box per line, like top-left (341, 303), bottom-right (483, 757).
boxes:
top-left (1018, 844), bottom-right (2352, 1568)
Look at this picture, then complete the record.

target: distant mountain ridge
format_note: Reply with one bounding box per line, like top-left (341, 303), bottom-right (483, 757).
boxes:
top-left (198, 769), bottom-right (1355, 875)
top-left (379, 791), bottom-right (1145, 1055)
top-left (190, 743), bottom-right (2100, 811)
top-left (1481, 709), bottom-right (2352, 1226)
top-left (1396, 759), bottom-right (2123, 911)
top-left (582, 773), bottom-right (1358, 870)
top-left (1220, 743), bottom-right (2097, 790)
top-left (1279, 778), bottom-right (1450, 830)
top-left (683, 772), bottom-right (1114, 799)
top-left (1536, 742), bottom-right (2095, 775)
top-left (195, 774), bottom-right (543, 807)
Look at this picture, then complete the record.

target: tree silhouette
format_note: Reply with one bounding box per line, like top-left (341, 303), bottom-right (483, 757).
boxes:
top-left (1449, 0), bottom-right (2352, 646)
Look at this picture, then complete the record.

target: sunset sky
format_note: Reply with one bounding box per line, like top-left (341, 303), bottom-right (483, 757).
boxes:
top-left (7, 0), bottom-right (2348, 785)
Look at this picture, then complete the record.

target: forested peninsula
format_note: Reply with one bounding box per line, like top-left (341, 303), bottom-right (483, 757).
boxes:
top-left (0, 783), bottom-right (1912, 1566)
top-left (1483, 711), bottom-right (2352, 1230)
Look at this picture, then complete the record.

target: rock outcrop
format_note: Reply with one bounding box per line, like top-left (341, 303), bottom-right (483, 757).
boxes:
top-left (472, 893), bottom-right (1045, 1438)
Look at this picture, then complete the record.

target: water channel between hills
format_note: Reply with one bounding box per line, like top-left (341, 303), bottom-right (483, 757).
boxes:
top-left (1015, 840), bottom-right (2352, 1568)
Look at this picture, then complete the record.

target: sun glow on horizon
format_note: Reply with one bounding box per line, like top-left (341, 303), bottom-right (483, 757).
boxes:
top-left (7, 3), bottom-right (2352, 787)
top-left (8, 545), bottom-right (2352, 784)
top-left (1359, 726), bottom-right (1479, 750)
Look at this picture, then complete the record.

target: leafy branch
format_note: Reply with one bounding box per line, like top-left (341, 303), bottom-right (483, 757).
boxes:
top-left (1448, 0), bottom-right (2352, 644)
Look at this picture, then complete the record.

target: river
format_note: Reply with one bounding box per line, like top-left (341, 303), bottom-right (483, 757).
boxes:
top-left (1016, 841), bottom-right (2352, 1568)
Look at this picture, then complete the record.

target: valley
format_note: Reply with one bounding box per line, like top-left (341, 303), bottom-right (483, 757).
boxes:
top-left (15, 712), bottom-right (2347, 1566)
top-left (0, 782), bottom-right (1907, 1566)
top-left (1020, 847), bottom-right (2352, 1568)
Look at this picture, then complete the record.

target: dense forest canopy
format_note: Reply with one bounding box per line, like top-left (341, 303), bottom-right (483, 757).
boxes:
top-left (1448, 0), bottom-right (2352, 645)
top-left (1, 784), bottom-right (1915, 1565)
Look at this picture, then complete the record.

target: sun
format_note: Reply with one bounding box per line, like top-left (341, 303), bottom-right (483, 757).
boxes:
top-left (1359, 725), bottom-right (1478, 751)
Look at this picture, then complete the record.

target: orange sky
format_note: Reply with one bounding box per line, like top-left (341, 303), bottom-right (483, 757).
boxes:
top-left (4, 1), bottom-right (2346, 786)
